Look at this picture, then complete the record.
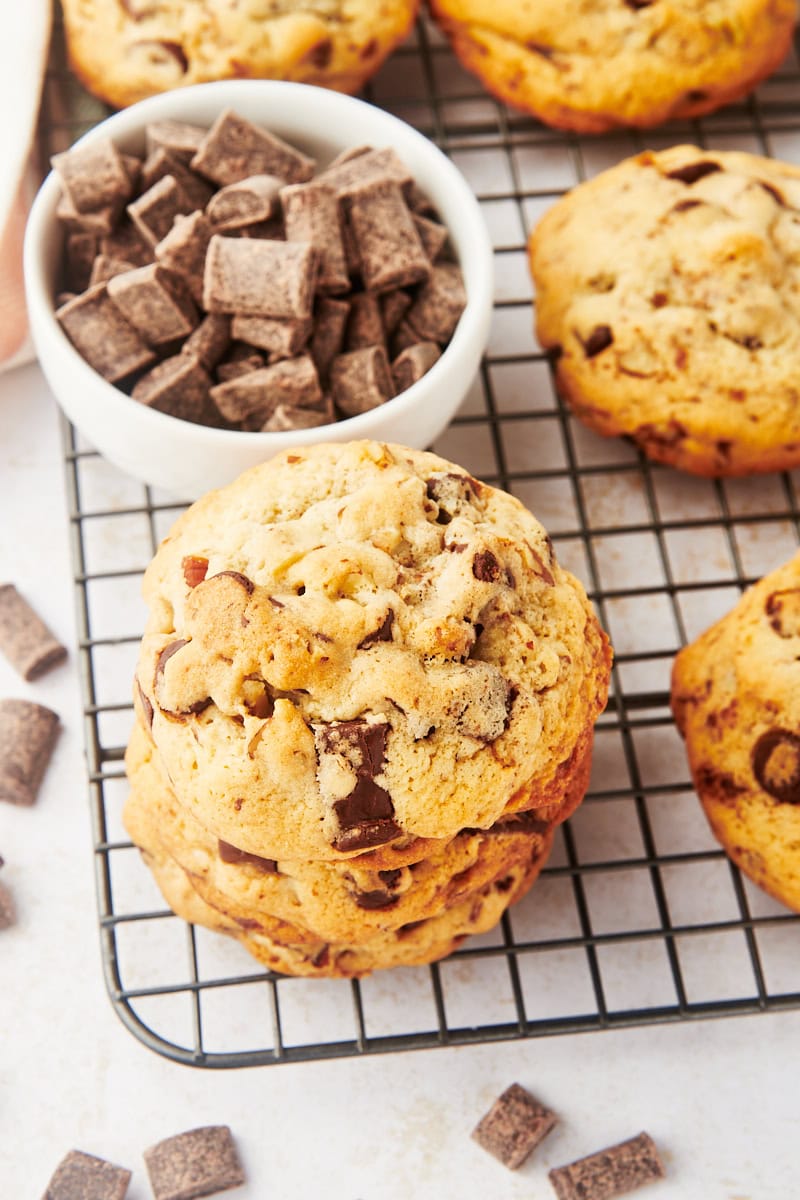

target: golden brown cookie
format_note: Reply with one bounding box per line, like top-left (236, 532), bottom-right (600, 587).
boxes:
top-left (61, 0), bottom-right (420, 109)
top-left (428, 0), bottom-right (796, 133)
top-left (530, 145), bottom-right (800, 477)
top-left (671, 550), bottom-right (800, 913)
top-left (132, 440), bottom-right (611, 862)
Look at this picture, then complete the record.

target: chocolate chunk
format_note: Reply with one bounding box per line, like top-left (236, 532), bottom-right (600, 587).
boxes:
top-left (347, 178), bottom-right (431, 293)
top-left (582, 324), bottom-right (614, 357)
top-left (146, 119), bottom-right (206, 164)
top-left (204, 235), bottom-right (317, 319)
top-left (666, 160), bottom-right (722, 184)
top-left (391, 340), bottom-right (441, 392)
top-left (0, 698), bottom-right (60, 807)
top-left (380, 289), bottom-right (412, 337)
top-left (55, 192), bottom-right (118, 236)
top-left (412, 212), bottom-right (449, 262)
top-left (101, 219), bottom-right (153, 268)
top-left (136, 678), bottom-right (154, 729)
top-left (261, 401), bottom-right (334, 432)
top-left (316, 146), bottom-right (413, 200)
top-left (358, 610), bottom-right (394, 648)
top-left (64, 232), bottom-right (99, 292)
top-left (207, 174), bottom-right (284, 230)
top-left (212, 570), bottom-right (255, 594)
top-left (426, 472), bottom-right (477, 523)
top-left (52, 136), bottom-right (132, 217)
top-left (218, 839), bottom-right (277, 872)
top-left (108, 263), bottom-right (198, 346)
top-left (349, 881), bottom-right (399, 910)
top-left (143, 1125), bottom-right (245, 1200)
top-left (0, 584), bottom-right (67, 680)
top-left (154, 211), bottom-right (214, 305)
top-left (191, 109), bottom-right (315, 187)
top-left (140, 147), bottom-right (214, 211)
top-left (330, 344), bottom-right (394, 416)
top-left (751, 729), bottom-right (800, 803)
top-left (231, 313), bottom-right (312, 359)
top-left (132, 354), bottom-right (217, 426)
top-left (281, 181), bottom-right (349, 294)
top-left (211, 356), bottom-right (323, 428)
top-left (315, 719), bottom-right (401, 851)
top-left (182, 314), bottom-right (231, 370)
top-left (549, 1132), bottom-right (665, 1200)
top-left (345, 292), bottom-right (385, 350)
top-left (41, 1148), bottom-right (132, 1200)
top-left (405, 262), bottom-right (467, 344)
top-left (216, 347), bottom-right (265, 383)
top-left (56, 285), bottom-right (156, 382)
top-left (765, 587), bottom-right (800, 638)
top-left (127, 174), bottom-right (196, 247)
top-left (472, 550), bottom-right (502, 582)
top-left (310, 296), bottom-right (350, 382)
top-left (472, 1083), bottom-right (557, 1169)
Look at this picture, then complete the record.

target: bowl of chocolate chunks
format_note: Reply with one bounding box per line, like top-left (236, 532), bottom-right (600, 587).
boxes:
top-left (24, 79), bottom-right (493, 498)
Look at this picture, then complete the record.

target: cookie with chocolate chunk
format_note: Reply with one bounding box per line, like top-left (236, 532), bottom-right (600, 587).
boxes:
top-left (61, 0), bottom-right (420, 109)
top-left (131, 441), bottom-right (610, 863)
top-left (671, 550), bottom-right (800, 913)
top-left (530, 146), bottom-right (800, 476)
top-left (429, 0), bottom-right (796, 134)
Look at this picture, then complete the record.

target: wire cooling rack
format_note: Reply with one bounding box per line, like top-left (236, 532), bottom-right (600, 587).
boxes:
top-left (39, 9), bottom-right (800, 1068)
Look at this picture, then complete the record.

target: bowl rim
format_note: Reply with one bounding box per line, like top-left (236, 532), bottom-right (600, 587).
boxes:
top-left (24, 78), bottom-right (494, 448)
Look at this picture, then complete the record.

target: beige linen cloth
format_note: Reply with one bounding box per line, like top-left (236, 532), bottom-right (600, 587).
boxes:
top-left (1, 2), bottom-right (52, 372)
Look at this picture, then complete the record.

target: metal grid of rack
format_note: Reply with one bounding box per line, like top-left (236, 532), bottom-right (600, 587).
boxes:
top-left (40, 9), bottom-right (800, 1068)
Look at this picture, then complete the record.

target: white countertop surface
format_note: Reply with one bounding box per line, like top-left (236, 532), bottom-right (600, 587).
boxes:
top-left (1, 360), bottom-right (798, 1200)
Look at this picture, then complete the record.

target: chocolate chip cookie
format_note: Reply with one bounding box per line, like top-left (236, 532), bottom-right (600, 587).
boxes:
top-left (61, 0), bottom-right (420, 109)
top-left (428, 0), bottom-right (796, 133)
top-left (132, 440), bottom-right (611, 863)
top-left (530, 145), bottom-right (800, 477)
top-left (671, 550), bottom-right (800, 913)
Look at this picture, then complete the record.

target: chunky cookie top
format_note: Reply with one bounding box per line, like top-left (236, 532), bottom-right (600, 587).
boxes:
top-left (135, 441), bottom-right (610, 859)
top-left (530, 145), bottom-right (800, 476)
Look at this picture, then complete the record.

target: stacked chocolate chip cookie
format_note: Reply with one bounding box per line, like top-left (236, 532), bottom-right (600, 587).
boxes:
top-left (124, 441), bottom-right (612, 976)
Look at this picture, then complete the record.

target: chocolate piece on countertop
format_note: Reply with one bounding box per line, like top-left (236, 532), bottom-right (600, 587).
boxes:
top-left (347, 178), bottom-right (430, 293)
top-left (0, 699), bottom-right (60, 806)
top-left (191, 108), bottom-right (315, 186)
top-left (107, 263), bottom-right (198, 346)
top-left (143, 1125), bottom-right (245, 1200)
top-left (309, 296), bottom-right (350, 383)
top-left (549, 1132), bottom-right (665, 1200)
top-left (405, 262), bottom-right (467, 344)
top-left (146, 118), bottom-right (206, 164)
top-left (261, 399), bottom-right (334, 431)
top-left (207, 173), bottom-right (284, 230)
top-left (330, 344), bottom-right (394, 416)
top-left (345, 291), bottom-right (385, 350)
top-left (231, 313), bottom-right (312, 359)
top-left (472, 1083), bottom-right (557, 1170)
top-left (51, 136), bottom-right (132, 216)
top-left (203, 235), bottom-right (317, 319)
top-left (88, 255), bottom-right (136, 287)
top-left (41, 1148), bottom-right (132, 1200)
top-left (413, 212), bottom-right (449, 262)
top-left (127, 174), bottom-right (196, 247)
top-left (211, 355), bottom-right (322, 427)
top-left (132, 354), bottom-right (218, 426)
top-left (0, 584), bottom-right (67, 681)
top-left (380, 288), bottom-right (412, 337)
top-left (57, 285), bottom-right (157, 382)
top-left (182, 313), bottom-right (231, 370)
top-left (281, 181), bottom-right (349, 294)
top-left (154, 210), bottom-right (214, 305)
top-left (391, 340), bottom-right (441, 392)
top-left (0, 879), bottom-right (15, 929)
top-left (140, 146), bottom-right (214, 211)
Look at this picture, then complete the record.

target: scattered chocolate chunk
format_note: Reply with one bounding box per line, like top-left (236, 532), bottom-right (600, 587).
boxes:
top-left (0, 584), bottom-right (67, 680)
top-left (204, 235), bottom-right (317, 319)
top-left (391, 341), bottom-right (441, 392)
top-left (0, 699), bottom-right (60, 806)
top-left (218, 839), bottom-right (277, 872)
top-left (549, 1132), bottom-right (665, 1200)
top-left (582, 324), bottom-right (614, 357)
top-left (191, 109), bottom-right (315, 187)
top-left (107, 263), bottom-right (198, 346)
top-left (281, 181), bottom-right (349, 294)
top-left (472, 1083), bottom-right (557, 1169)
top-left (56, 285), bottom-right (156, 382)
top-left (330, 344), bottom-right (394, 416)
top-left (143, 1125), bottom-right (245, 1200)
top-left (207, 173), bottom-right (284, 230)
top-left (347, 178), bottom-right (430, 293)
top-left (405, 262), bottom-right (467, 344)
top-left (42, 1148), bottom-right (132, 1200)
top-left (751, 729), bottom-right (800, 803)
top-left (665, 160), bottom-right (722, 184)
top-left (132, 354), bottom-right (217, 425)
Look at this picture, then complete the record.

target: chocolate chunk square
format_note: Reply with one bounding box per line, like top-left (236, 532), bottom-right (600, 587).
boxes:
top-left (345, 292), bottom-right (385, 351)
top-left (211, 356), bottom-right (322, 427)
top-left (472, 1083), bottom-right (557, 1170)
top-left (101, 220), bottom-right (153, 268)
top-left (52, 136), bottom-right (132, 216)
top-left (140, 147), bottom-right (213, 211)
top-left (262, 399), bottom-right (334, 431)
top-left (391, 341), bottom-right (441, 392)
top-left (231, 313), bottom-right (312, 359)
top-left (191, 109), bottom-right (314, 187)
top-left (132, 354), bottom-right (216, 425)
top-left (146, 119), bottom-right (206, 164)
top-left (127, 175), bottom-right (196, 247)
top-left (406, 262), bottom-right (467, 344)
top-left (309, 296), bottom-right (350, 383)
top-left (55, 192), bottom-right (118, 237)
top-left (143, 1125), bottom-right (244, 1200)
top-left (42, 1149), bottom-right (131, 1200)
top-left (0, 583), bottom-right (67, 681)
top-left (316, 145), bottom-right (413, 201)
top-left (280, 181), bottom-right (349, 294)
top-left (204, 235), bottom-right (317, 319)
top-left (330, 344), bottom-right (394, 416)
top-left (64, 232), bottom-right (99, 292)
top-left (347, 178), bottom-right (431, 293)
top-left (207, 174), bottom-right (284, 230)
top-left (0, 699), bottom-right (60, 806)
top-left (182, 314), bottom-right (231, 370)
top-left (412, 211), bottom-right (449, 262)
top-left (107, 263), bottom-right (198, 346)
top-left (88, 255), bottom-right (136, 287)
top-left (549, 1132), bottom-right (665, 1200)
top-left (154, 211), bottom-right (214, 305)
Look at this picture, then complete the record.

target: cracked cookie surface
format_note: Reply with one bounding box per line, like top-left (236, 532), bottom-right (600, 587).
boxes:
top-left (428, 0), bottom-right (796, 133)
top-left (529, 145), bottom-right (800, 477)
top-left (61, 0), bottom-right (419, 108)
top-left (132, 440), bottom-right (611, 862)
top-left (671, 550), bottom-right (800, 913)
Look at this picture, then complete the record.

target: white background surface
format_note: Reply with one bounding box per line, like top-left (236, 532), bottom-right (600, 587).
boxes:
top-left (1, 362), bottom-right (799, 1200)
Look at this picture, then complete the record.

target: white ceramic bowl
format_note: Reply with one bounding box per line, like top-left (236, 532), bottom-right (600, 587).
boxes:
top-left (24, 80), bottom-right (493, 499)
